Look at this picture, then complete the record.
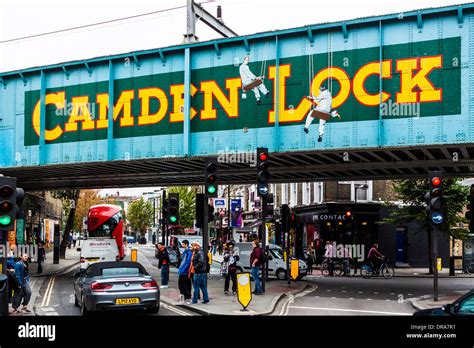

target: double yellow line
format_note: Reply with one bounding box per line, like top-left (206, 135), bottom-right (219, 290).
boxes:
top-left (40, 276), bottom-right (56, 307)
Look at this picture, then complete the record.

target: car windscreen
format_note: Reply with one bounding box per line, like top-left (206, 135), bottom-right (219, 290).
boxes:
top-left (101, 267), bottom-right (142, 277)
top-left (270, 248), bottom-right (284, 259)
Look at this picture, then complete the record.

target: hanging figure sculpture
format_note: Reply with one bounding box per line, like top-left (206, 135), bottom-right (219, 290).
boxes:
top-left (239, 55), bottom-right (269, 104)
top-left (303, 85), bottom-right (341, 142)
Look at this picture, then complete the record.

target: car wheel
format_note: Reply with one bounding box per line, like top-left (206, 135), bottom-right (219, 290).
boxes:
top-left (276, 269), bottom-right (286, 280)
top-left (146, 306), bottom-right (160, 314)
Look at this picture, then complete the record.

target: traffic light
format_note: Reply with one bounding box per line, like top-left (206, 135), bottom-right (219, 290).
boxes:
top-left (266, 193), bottom-right (274, 217)
top-left (204, 158), bottom-right (218, 198)
top-left (426, 171), bottom-right (444, 225)
top-left (208, 203), bottom-right (215, 223)
top-left (162, 196), bottom-right (169, 225)
top-left (257, 147), bottom-right (270, 196)
top-left (290, 211), bottom-right (297, 229)
top-left (465, 184), bottom-right (474, 233)
top-left (0, 177), bottom-right (17, 232)
top-left (281, 204), bottom-right (290, 232)
top-left (168, 193), bottom-right (179, 225)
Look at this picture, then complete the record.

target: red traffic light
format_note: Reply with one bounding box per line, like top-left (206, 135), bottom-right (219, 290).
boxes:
top-left (259, 152), bottom-right (268, 161)
top-left (431, 177), bottom-right (441, 186)
top-left (345, 210), bottom-right (352, 217)
top-left (0, 185), bottom-right (14, 198)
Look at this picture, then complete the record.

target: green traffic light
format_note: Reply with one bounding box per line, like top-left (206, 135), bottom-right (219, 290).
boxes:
top-left (207, 185), bottom-right (216, 194)
top-left (169, 216), bottom-right (177, 223)
top-left (0, 215), bottom-right (12, 226)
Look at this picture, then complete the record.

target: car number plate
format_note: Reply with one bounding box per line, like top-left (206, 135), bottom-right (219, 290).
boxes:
top-left (116, 298), bottom-right (140, 305)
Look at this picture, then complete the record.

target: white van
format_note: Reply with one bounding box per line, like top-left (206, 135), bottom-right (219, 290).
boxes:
top-left (234, 243), bottom-right (307, 280)
top-left (78, 239), bottom-right (119, 270)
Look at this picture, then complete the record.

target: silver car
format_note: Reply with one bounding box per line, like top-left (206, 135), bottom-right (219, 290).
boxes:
top-left (74, 261), bottom-right (160, 315)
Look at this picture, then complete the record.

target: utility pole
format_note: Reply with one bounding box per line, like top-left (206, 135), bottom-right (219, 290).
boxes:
top-left (184, 0), bottom-right (238, 43)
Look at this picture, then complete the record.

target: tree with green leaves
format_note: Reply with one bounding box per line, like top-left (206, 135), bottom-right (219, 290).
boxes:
top-left (381, 178), bottom-right (469, 271)
top-left (127, 198), bottom-right (154, 236)
top-left (50, 190), bottom-right (80, 259)
top-left (167, 186), bottom-right (197, 228)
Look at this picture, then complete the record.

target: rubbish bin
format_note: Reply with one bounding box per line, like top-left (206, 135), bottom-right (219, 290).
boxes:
top-left (0, 274), bottom-right (9, 316)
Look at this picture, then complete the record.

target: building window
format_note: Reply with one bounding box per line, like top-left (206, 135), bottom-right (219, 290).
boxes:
top-left (290, 183), bottom-right (297, 207)
top-left (350, 181), bottom-right (373, 202)
top-left (313, 182), bottom-right (323, 203)
top-left (281, 184), bottom-right (288, 205)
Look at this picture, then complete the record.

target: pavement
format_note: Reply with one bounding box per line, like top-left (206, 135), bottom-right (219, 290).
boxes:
top-left (132, 244), bottom-right (308, 315)
top-left (408, 294), bottom-right (464, 311)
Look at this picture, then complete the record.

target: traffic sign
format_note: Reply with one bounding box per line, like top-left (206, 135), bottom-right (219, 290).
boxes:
top-left (237, 273), bottom-right (252, 310)
top-left (432, 212), bottom-right (444, 224)
top-left (290, 258), bottom-right (299, 280)
top-left (213, 198), bottom-right (226, 208)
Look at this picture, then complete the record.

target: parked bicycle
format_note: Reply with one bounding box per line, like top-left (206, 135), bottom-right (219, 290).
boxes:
top-left (360, 256), bottom-right (395, 279)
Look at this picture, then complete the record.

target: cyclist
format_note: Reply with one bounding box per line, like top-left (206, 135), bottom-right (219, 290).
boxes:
top-left (367, 244), bottom-right (384, 274)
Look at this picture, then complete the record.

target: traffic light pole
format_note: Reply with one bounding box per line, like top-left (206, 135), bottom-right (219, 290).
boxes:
top-left (203, 195), bottom-right (209, 255)
top-left (433, 225), bottom-right (439, 301)
top-left (261, 195), bottom-right (267, 293)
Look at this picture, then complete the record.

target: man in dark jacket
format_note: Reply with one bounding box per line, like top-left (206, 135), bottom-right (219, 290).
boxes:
top-left (155, 243), bottom-right (170, 289)
top-left (178, 240), bottom-right (192, 301)
top-left (250, 240), bottom-right (263, 294)
top-left (190, 242), bottom-right (209, 304)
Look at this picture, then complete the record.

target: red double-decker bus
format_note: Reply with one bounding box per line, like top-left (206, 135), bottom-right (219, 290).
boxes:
top-left (84, 204), bottom-right (125, 261)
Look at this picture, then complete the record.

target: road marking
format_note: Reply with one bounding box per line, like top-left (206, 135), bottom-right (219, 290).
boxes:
top-left (289, 306), bottom-right (412, 316)
top-left (41, 307), bottom-right (55, 312)
top-left (341, 290), bottom-right (346, 293)
top-left (279, 286), bottom-right (317, 316)
top-left (45, 276), bottom-right (55, 307)
top-left (358, 291), bottom-right (363, 294)
top-left (373, 292), bottom-right (379, 294)
top-left (367, 298), bottom-right (372, 301)
top-left (162, 303), bottom-right (191, 316)
top-left (40, 276), bottom-right (54, 307)
top-left (349, 298), bottom-right (354, 300)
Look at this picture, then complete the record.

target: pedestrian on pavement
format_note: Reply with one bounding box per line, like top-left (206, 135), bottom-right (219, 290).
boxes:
top-left (37, 242), bottom-right (46, 274)
top-left (178, 240), bottom-right (193, 301)
top-left (305, 246), bottom-right (314, 275)
top-left (72, 233), bottom-right (77, 248)
top-left (250, 239), bottom-right (263, 294)
top-left (217, 238), bottom-right (223, 255)
top-left (6, 249), bottom-right (19, 305)
top-left (12, 253), bottom-right (31, 314)
top-left (67, 234), bottom-right (73, 249)
top-left (189, 242), bottom-right (209, 304)
top-left (211, 239), bottom-right (217, 255)
top-left (156, 242), bottom-right (170, 289)
top-left (324, 240), bottom-right (335, 276)
top-left (223, 242), bottom-right (239, 295)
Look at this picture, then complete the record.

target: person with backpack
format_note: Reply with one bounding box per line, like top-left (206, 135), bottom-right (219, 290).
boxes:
top-left (250, 239), bottom-right (263, 295)
top-left (189, 242), bottom-right (209, 304)
top-left (12, 253), bottom-right (31, 314)
top-left (222, 242), bottom-right (240, 295)
top-left (178, 240), bottom-right (192, 301)
top-left (156, 243), bottom-right (170, 289)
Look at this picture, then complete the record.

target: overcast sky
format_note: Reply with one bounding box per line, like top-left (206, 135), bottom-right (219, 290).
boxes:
top-left (1, 0), bottom-right (470, 196)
